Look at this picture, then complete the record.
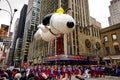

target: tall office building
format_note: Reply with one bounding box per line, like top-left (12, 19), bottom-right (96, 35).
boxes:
top-left (108, 0), bottom-right (120, 26)
top-left (7, 19), bottom-right (19, 65)
top-left (27, 0), bottom-right (58, 65)
top-left (22, 0), bottom-right (41, 65)
top-left (17, 4), bottom-right (28, 38)
top-left (14, 4), bottom-right (28, 67)
top-left (8, 4), bottom-right (28, 66)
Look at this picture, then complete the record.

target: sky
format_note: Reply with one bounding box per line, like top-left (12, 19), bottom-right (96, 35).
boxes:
top-left (0, 0), bottom-right (28, 32)
top-left (89, 0), bottom-right (111, 28)
top-left (0, 0), bottom-right (111, 32)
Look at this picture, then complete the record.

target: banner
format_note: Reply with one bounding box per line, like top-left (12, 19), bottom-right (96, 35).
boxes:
top-left (0, 24), bottom-right (9, 37)
top-left (2, 52), bottom-right (7, 58)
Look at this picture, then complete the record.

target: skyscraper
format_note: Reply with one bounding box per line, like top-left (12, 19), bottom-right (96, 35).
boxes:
top-left (108, 0), bottom-right (120, 26)
top-left (22, 0), bottom-right (41, 65)
top-left (7, 18), bottom-right (19, 66)
top-left (8, 4), bottom-right (28, 66)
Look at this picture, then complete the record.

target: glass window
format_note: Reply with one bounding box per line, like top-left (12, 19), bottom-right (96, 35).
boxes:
top-left (104, 36), bottom-right (108, 42)
top-left (112, 34), bottom-right (117, 40)
top-left (114, 45), bottom-right (120, 54)
top-left (105, 47), bottom-right (110, 55)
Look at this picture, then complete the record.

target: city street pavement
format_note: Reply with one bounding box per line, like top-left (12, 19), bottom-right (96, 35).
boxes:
top-left (71, 75), bottom-right (120, 80)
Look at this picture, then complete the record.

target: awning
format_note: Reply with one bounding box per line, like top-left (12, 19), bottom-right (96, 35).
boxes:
top-left (103, 55), bottom-right (120, 60)
top-left (45, 58), bottom-right (95, 62)
top-left (45, 55), bottom-right (97, 62)
top-left (45, 58), bottom-right (79, 62)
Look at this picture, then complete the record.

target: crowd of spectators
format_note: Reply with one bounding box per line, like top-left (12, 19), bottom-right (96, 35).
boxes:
top-left (0, 64), bottom-right (119, 80)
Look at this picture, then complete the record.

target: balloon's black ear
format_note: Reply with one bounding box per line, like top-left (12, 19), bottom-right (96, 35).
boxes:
top-left (42, 13), bottom-right (53, 26)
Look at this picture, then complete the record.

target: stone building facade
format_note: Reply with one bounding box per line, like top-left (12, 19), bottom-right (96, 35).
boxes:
top-left (100, 23), bottom-right (120, 65)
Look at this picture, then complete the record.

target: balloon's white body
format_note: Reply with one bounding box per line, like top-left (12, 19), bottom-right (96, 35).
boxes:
top-left (34, 13), bottom-right (75, 42)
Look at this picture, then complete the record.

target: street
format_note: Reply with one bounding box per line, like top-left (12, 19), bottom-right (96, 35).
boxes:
top-left (71, 75), bottom-right (120, 80)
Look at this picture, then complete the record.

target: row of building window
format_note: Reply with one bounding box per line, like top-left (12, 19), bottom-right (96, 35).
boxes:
top-left (104, 33), bottom-right (117, 42)
top-left (105, 45), bottom-right (120, 55)
top-left (91, 27), bottom-right (100, 38)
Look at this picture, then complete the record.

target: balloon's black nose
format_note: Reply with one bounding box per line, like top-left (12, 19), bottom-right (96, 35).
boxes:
top-left (67, 21), bottom-right (74, 28)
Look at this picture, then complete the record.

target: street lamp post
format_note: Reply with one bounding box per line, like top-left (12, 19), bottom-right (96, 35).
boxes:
top-left (94, 48), bottom-right (99, 65)
top-left (32, 57), bottom-right (35, 66)
top-left (36, 56), bottom-right (39, 66)
top-left (8, 9), bottom-right (17, 36)
top-left (0, 8), bottom-right (17, 36)
top-left (0, 8), bottom-right (17, 66)
top-left (41, 56), bottom-right (43, 66)
top-left (0, 0), bottom-right (17, 66)
top-left (0, 0), bottom-right (17, 36)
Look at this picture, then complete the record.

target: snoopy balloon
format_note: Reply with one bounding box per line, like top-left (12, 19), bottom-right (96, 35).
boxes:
top-left (34, 7), bottom-right (75, 42)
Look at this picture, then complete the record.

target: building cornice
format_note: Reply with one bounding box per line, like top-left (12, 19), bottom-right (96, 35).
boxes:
top-left (100, 23), bottom-right (120, 34)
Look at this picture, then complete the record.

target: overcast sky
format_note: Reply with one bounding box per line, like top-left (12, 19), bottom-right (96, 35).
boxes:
top-left (89, 0), bottom-right (111, 28)
top-left (0, 0), bottom-right (28, 32)
top-left (0, 0), bottom-right (111, 32)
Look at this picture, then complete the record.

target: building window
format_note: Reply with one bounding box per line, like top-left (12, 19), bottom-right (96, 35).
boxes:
top-left (103, 36), bottom-right (108, 42)
top-left (114, 45), bottom-right (120, 54)
top-left (112, 33), bottom-right (117, 40)
top-left (85, 39), bottom-right (91, 48)
top-left (96, 42), bottom-right (101, 50)
top-left (105, 47), bottom-right (110, 55)
top-left (92, 27), bottom-right (94, 36)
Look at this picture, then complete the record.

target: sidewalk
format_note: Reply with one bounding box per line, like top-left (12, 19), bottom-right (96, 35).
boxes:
top-left (71, 75), bottom-right (120, 80)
